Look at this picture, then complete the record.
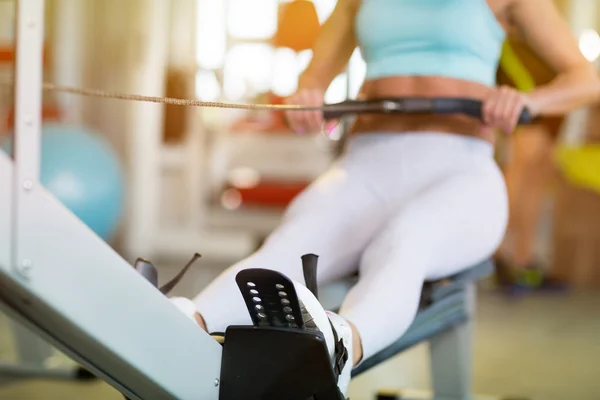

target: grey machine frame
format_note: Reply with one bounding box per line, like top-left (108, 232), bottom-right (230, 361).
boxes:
top-left (0, 1), bottom-right (496, 399)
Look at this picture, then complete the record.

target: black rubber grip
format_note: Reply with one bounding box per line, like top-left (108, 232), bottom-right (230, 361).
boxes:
top-left (432, 98), bottom-right (533, 124)
top-left (133, 253), bottom-right (201, 295)
top-left (322, 97), bottom-right (533, 125)
top-left (301, 254), bottom-right (319, 300)
top-left (134, 258), bottom-right (159, 288)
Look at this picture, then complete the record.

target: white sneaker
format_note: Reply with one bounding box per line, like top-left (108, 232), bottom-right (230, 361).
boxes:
top-left (326, 310), bottom-right (354, 395)
top-left (293, 282), bottom-right (353, 395)
top-left (169, 296), bottom-right (200, 324)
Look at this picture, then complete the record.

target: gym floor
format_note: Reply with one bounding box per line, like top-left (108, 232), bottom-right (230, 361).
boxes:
top-left (0, 263), bottom-right (599, 400)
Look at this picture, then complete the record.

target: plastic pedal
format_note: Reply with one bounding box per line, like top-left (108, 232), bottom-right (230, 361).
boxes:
top-left (236, 268), bottom-right (305, 329)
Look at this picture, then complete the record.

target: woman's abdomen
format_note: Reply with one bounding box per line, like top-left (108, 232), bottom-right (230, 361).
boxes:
top-left (349, 76), bottom-right (496, 141)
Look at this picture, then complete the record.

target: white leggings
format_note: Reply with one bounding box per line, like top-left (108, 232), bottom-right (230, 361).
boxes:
top-left (194, 132), bottom-right (508, 360)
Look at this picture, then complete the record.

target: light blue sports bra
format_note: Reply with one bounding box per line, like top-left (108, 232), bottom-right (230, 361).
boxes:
top-left (355, 0), bottom-right (506, 87)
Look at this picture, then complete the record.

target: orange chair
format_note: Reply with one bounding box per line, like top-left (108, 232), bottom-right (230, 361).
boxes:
top-left (274, 0), bottom-right (321, 52)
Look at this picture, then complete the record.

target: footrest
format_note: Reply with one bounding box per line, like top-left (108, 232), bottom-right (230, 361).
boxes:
top-left (219, 268), bottom-right (346, 400)
top-left (236, 268), bottom-right (305, 328)
top-left (219, 326), bottom-right (343, 400)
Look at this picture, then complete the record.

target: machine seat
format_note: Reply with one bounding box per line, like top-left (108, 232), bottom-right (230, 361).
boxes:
top-left (317, 259), bottom-right (494, 377)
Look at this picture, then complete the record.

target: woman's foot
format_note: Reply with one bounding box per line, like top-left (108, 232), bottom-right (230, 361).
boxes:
top-left (169, 284), bottom-right (357, 396)
top-left (294, 282), bottom-right (354, 395)
top-left (169, 297), bottom-right (201, 323)
top-left (169, 297), bottom-right (219, 336)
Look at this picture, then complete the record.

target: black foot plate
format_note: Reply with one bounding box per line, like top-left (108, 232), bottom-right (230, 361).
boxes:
top-left (218, 268), bottom-right (345, 400)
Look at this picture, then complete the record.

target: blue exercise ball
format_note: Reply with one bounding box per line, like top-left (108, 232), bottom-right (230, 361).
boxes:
top-left (1, 123), bottom-right (125, 241)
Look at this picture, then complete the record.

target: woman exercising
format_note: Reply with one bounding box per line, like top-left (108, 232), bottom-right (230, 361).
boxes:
top-left (172, 0), bottom-right (599, 394)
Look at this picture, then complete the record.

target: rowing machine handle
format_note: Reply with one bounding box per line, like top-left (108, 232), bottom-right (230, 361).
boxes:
top-left (322, 98), bottom-right (533, 125)
top-left (133, 253), bottom-right (201, 295)
top-left (432, 98), bottom-right (533, 125)
top-left (134, 258), bottom-right (159, 288)
top-left (301, 254), bottom-right (320, 300)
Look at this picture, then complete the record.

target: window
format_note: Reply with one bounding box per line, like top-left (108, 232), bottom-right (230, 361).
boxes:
top-left (195, 0), bottom-right (226, 70)
top-left (195, 0), bottom-right (365, 103)
top-left (227, 0), bottom-right (278, 40)
top-left (223, 44), bottom-right (275, 100)
top-left (195, 70), bottom-right (221, 101)
top-left (271, 47), bottom-right (301, 96)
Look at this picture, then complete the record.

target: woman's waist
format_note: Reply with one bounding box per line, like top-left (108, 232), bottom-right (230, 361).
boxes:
top-left (341, 130), bottom-right (497, 179)
top-left (344, 130), bottom-right (496, 161)
top-left (350, 76), bottom-right (496, 142)
top-left (349, 115), bottom-right (494, 141)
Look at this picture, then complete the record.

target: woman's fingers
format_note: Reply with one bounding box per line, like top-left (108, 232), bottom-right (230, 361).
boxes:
top-left (284, 89), bottom-right (325, 134)
top-left (483, 86), bottom-right (529, 134)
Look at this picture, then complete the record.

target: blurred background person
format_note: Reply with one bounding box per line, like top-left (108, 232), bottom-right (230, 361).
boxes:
top-left (495, 33), bottom-right (569, 294)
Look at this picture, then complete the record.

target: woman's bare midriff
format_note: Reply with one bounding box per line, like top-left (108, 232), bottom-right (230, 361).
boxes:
top-left (350, 76), bottom-right (497, 143)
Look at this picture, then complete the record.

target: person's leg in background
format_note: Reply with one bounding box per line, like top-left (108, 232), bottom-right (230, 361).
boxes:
top-left (496, 117), bottom-right (567, 292)
top-left (494, 30), bottom-right (568, 293)
top-left (499, 123), bottom-right (554, 265)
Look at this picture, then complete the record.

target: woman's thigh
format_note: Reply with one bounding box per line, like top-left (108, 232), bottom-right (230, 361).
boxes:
top-left (193, 163), bottom-right (389, 332)
top-left (339, 161), bottom-right (508, 359)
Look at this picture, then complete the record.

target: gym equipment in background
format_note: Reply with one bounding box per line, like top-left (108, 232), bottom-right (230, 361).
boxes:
top-left (2, 123), bottom-right (125, 241)
top-left (0, 125), bottom-right (124, 385)
top-left (556, 144), bottom-right (600, 195)
top-left (204, 0), bottom-right (350, 237)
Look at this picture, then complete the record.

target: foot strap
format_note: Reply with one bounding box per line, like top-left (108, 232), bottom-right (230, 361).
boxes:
top-left (329, 319), bottom-right (349, 381)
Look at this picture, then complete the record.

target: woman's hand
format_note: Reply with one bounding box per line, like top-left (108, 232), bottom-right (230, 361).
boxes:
top-left (284, 88), bottom-right (326, 134)
top-left (483, 85), bottom-right (537, 134)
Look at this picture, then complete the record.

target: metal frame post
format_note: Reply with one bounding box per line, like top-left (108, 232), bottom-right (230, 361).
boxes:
top-left (428, 284), bottom-right (475, 399)
top-left (11, 0), bottom-right (45, 279)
